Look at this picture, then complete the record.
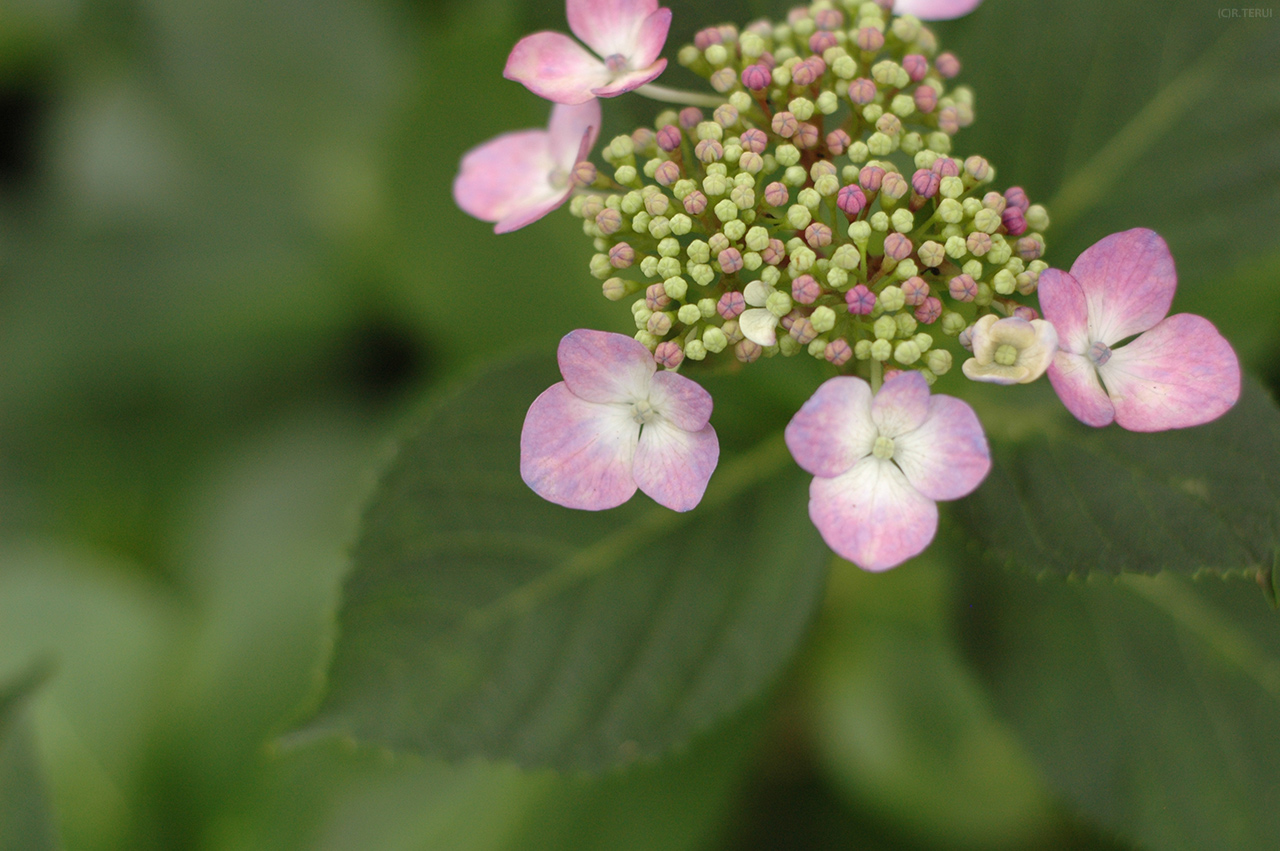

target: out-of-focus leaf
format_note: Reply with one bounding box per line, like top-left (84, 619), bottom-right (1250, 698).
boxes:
top-left (295, 353), bottom-right (828, 771)
top-left (956, 379), bottom-right (1280, 577)
top-left (958, 568), bottom-right (1280, 850)
top-left (0, 664), bottom-right (58, 851)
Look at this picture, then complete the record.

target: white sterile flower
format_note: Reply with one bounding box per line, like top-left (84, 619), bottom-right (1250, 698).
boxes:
top-left (961, 314), bottom-right (1059, 385)
top-left (738, 280), bottom-right (781, 346)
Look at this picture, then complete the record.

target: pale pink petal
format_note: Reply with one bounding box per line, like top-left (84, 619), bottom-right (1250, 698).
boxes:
top-left (632, 420), bottom-right (718, 511)
top-left (547, 99), bottom-right (602, 167)
top-left (1069, 228), bottom-right (1176, 346)
top-left (568, 0), bottom-right (660, 60)
top-left (1047, 350), bottom-right (1115, 427)
top-left (1037, 268), bottom-right (1090, 355)
top-left (808, 457), bottom-right (938, 572)
top-left (738, 308), bottom-right (779, 347)
top-left (1099, 314), bottom-right (1241, 432)
top-left (893, 0), bottom-right (984, 20)
top-left (648, 370), bottom-right (713, 432)
top-left (504, 31), bottom-right (612, 105)
top-left (893, 395), bottom-right (990, 501)
top-left (452, 129), bottom-right (560, 228)
top-left (520, 384), bottom-right (638, 510)
top-left (629, 8), bottom-right (672, 69)
top-left (495, 191), bottom-right (574, 233)
top-left (591, 60), bottom-right (667, 98)
top-left (870, 370), bottom-right (930, 439)
top-left (785, 377), bottom-right (877, 478)
top-left (558, 329), bottom-right (655, 404)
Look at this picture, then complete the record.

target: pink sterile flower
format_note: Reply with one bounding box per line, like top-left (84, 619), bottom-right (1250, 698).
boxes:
top-left (893, 0), bottom-right (984, 21)
top-left (453, 100), bottom-right (600, 233)
top-left (786, 372), bottom-right (990, 571)
top-left (1038, 228), bottom-right (1240, 432)
top-left (521, 329), bottom-right (719, 511)
top-left (504, 0), bottom-right (672, 105)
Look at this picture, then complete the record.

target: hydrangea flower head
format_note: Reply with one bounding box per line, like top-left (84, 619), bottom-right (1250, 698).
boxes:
top-left (453, 100), bottom-right (600, 233)
top-left (1039, 229), bottom-right (1240, 431)
top-left (505, 0), bottom-right (672, 105)
top-left (521, 329), bottom-right (718, 511)
top-left (785, 372), bottom-right (990, 571)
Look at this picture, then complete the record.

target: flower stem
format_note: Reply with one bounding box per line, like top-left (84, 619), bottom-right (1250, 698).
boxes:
top-left (636, 83), bottom-right (725, 108)
top-left (870, 358), bottom-right (883, 394)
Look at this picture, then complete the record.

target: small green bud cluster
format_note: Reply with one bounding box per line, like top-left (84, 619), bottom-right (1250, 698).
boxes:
top-left (570, 0), bottom-right (1050, 378)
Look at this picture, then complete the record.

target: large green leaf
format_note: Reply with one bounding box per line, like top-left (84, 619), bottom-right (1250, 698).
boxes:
top-left (296, 353), bottom-right (829, 771)
top-left (956, 379), bottom-right (1280, 577)
top-left (958, 568), bottom-right (1280, 850)
top-left (0, 665), bottom-right (58, 851)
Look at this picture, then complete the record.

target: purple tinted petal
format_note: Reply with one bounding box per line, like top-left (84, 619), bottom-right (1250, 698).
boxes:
top-left (629, 8), bottom-right (672, 68)
top-left (892, 0), bottom-right (984, 20)
top-left (1100, 314), bottom-right (1241, 432)
top-left (808, 458), bottom-right (938, 572)
top-left (558, 329), bottom-right (655, 404)
top-left (871, 370), bottom-right (930, 438)
top-left (453, 129), bottom-right (559, 226)
top-left (520, 384), bottom-right (639, 509)
top-left (591, 59), bottom-right (668, 97)
top-left (547, 99), bottom-right (602, 165)
top-left (649, 370), bottom-right (713, 431)
top-left (1037, 268), bottom-right (1091, 355)
top-left (505, 31), bottom-right (611, 104)
top-left (893, 395), bottom-right (990, 501)
top-left (1047, 350), bottom-right (1115, 427)
top-left (1069, 228), bottom-right (1176, 346)
top-left (568, 0), bottom-right (660, 58)
top-left (633, 420), bottom-right (718, 511)
top-left (785, 376), bottom-right (877, 478)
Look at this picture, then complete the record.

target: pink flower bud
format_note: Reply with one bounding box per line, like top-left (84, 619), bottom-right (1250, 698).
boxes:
top-left (913, 85), bottom-right (937, 113)
top-left (678, 107), bottom-right (702, 130)
top-left (964, 155), bottom-right (991, 181)
top-left (808, 31), bottom-right (838, 55)
top-left (714, 104), bottom-right (739, 127)
top-left (694, 27), bottom-right (723, 50)
top-left (1004, 186), bottom-right (1030, 212)
top-left (596, 208), bottom-right (623, 234)
top-left (846, 284), bottom-right (876, 315)
top-left (848, 78), bottom-right (877, 105)
top-left (792, 274), bottom-right (821, 304)
top-left (654, 160), bottom-right (681, 186)
top-left (718, 291), bottom-right (746, 318)
top-left (610, 243), bottom-right (635, 268)
top-left (880, 172), bottom-right (909, 201)
top-left (790, 318), bottom-right (819, 345)
top-left (695, 139), bottom-right (724, 163)
top-left (646, 282), bottom-right (671, 310)
top-left (826, 129), bottom-right (851, 155)
top-left (814, 7), bottom-right (844, 29)
top-left (902, 54), bottom-right (929, 82)
top-left (795, 122), bottom-right (820, 149)
top-left (653, 340), bottom-right (684, 369)
top-left (656, 124), bottom-right (682, 152)
top-left (762, 238), bottom-right (786, 265)
top-left (771, 111), bottom-right (799, 138)
top-left (572, 161), bottom-right (597, 187)
top-left (949, 274), bottom-right (978, 301)
top-left (1017, 236), bottom-right (1044, 260)
top-left (805, 222), bottom-right (833, 248)
top-left (1001, 207), bottom-right (1027, 235)
top-left (966, 232), bottom-right (992, 255)
top-left (859, 165), bottom-right (885, 192)
top-left (764, 182), bottom-right (789, 207)
top-left (735, 339), bottom-right (762, 362)
top-left (757, 50), bottom-right (776, 70)
top-left (683, 190), bottom-right (708, 215)
top-left (982, 191), bottom-right (1007, 213)
top-left (631, 128), bottom-right (655, 152)
top-left (958, 324), bottom-right (975, 351)
top-left (837, 184), bottom-right (867, 217)
top-left (787, 6), bottom-right (809, 24)
top-left (718, 247), bottom-right (744, 274)
top-left (935, 52), bottom-right (961, 78)
top-left (912, 168), bottom-right (941, 198)
top-left (824, 339), bottom-right (853, 365)
top-left (902, 276), bottom-right (930, 306)
top-left (931, 157), bottom-right (959, 177)
top-left (884, 232), bottom-right (913, 261)
top-left (739, 128), bottom-right (767, 153)
top-left (647, 311), bottom-right (672, 335)
top-left (741, 64), bottom-right (772, 91)
top-left (914, 296), bottom-right (942, 324)
top-left (1013, 305), bottom-right (1039, 322)
top-left (938, 106), bottom-right (960, 135)
top-left (855, 27), bottom-right (885, 51)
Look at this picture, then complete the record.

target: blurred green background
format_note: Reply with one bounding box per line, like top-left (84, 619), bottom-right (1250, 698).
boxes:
top-left (0, 0), bottom-right (1276, 848)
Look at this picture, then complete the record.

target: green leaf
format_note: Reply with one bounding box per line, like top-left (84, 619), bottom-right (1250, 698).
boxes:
top-left (296, 353), bottom-right (829, 771)
top-left (0, 665), bottom-right (59, 851)
top-left (956, 379), bottom-right (1280, 577)
top-left (958, 568), bottom-right (1280, 850)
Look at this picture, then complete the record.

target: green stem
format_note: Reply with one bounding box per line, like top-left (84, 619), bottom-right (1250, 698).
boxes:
top-left (636, 83), bottom-right (725, 108)
top-left (870, 357), bottom-right (883, 393)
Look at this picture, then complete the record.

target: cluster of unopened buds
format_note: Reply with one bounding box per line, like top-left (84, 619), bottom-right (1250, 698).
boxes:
top-left (454, 0), bottom-right (1241, 571)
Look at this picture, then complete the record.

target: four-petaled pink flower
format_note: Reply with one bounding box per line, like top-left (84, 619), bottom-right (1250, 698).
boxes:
top-left (505, 0), bottom-right (672, 105)
top-left (521, 329), bottom-right (719, 511)
top-left (1039, 228), bottom-right (1240, 432)
top-left (893, 0), bottom-right (984, 20)
top-left (453, 100), bottom-right (600, 233)
top-left (785, 372), bottom-right (990, 571)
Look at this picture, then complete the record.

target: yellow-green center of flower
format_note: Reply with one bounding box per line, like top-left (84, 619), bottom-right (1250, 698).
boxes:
top-left (872, 435), bottom-right (895, 460)
top-left (994, 343), bottom-right (1019, 366)
top-left (630, 398), bottom-right (658, 425)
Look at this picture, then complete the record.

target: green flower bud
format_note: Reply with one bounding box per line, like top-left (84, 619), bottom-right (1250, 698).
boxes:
top-left (714, 198), bottom-right (739, 222)
top-left (854, 339), bottom-right (873, 360)
top-left (609, 134), bottom-right (635, 159)
top-left (672, 179), bottom-right (695, 200)
top-left (655, 258), bottom-right (682, 281)
top-left (621, 191), bottom-right (645, 214)
top-left (684, 339), bottom-right (707, 361)
top-left (925, 348), bottom-right (952, 375)
top-left (702, 173), bottom-right (729, 197)
top-left (880, 286), bottom-right (907, 313)
top-left (760, 265), bottom-right (782, 286)
top-left (1026, 204), bottom-right (1050, 231)
top-left (870, 338), bottom-right (893, 361)
top-left (729, 90), bottom-right (753, 112)
top-left (937, 198), bottom-right (963, 223)
top-left (740, 31), bottom-right (765, 58)
top-left (808, 337), bottom-right (829, 358)
top-left (615, 165), bottom-right (638, 185)
top-left (670, 213), bottom-right (693, 235)
top-left (807, 176), bottom-right (836, 199)
top-left (941, 223), bottom-right (964, 240)
top-left (891, 93), bottom-right (916, 117)
top-left (816, 91), bottom-right (839, 114)
top-left (640, 255), bottom-right (659, 277)
top-left (677, 303), bottom-right (701, 324)
top-left (847, 221), bottom-right (872, 244)
top-left (941, 311), bottom-right (966, 336)
top-left (787, 204), bottom-right (812, 229)
top-left (986, 235), bottom-right (1011, 265)
top-left (891, 208), bottom-right (915, 233)
top-left (914, 150), bottom-right (939, 170)
top-left (913, 332), bottom-right (933, 352)
top-left (664, 276), bottom-right (688, 301)
top-left (635, 330), bottom-right (658, 350)
top-left (697, 298), bottom-right (717, 318)
top-left (962, 259), bottom-right (984, 279)
top-left (709, 232), bottom-right (730, 254)
top-left (811, 306), bottom-right (837, 333)
top-left (974, 282), bottom-right (993, 306)
top-left (603, 277), bottom-right (629, 301)
top-left (696, 121), bottom-right (723, 142)
top-left (961, 197), bottom-right (983, 218)
top-left (687, 240), bottom-right (711, 265)
top-left (705, 43), bottom-right (729, 65)
top-left (744, 226), bottom-right (770, 252)
top-left (783, 165), bottom-right (808, 187)
top-left (729, 183), bottom-right (755, 209)
top-left (894, 258), bottom-right (919, 280)
top-left (833, 54), bottom-right (858, 79)
top-left (590, 253), bottom-right (613, 279)
top-left (993, 269), bottom-right (1016, 295)
top-left (775, 144), bottom-right (801, 167)
top-left (826, 266), bottom-right (849, 288)
top-left (861, 103), bottom-right (883, 123)
top-left (891, 14), bottom-right (920, 41)
top-left (1016, 272), bottom-right (1035, 295)
top-left (943, 235), bottom-right (966, 259)
top-left (778, 334), bottom-right (802, 356)
top-left (927, 131), bottom-right (951, 153)
top-left (633, 306), bottom-right (653, 328)
top-left (900, 132), bottom-right (923, 156)
top-left (1004, 256), bottom-right (1026, 275)
top-left (869, 211), bottom-right (890, 232)
top-left (703, 326), bottom-right (728, 353)
top-left (894, 340), bottom-right (922, 365)
top-left (726, 221), bottom-right (749, 243)
top-left (939, 176), bottom-right (964, 199)
top-left (743, 251), bottom-right (763, 271)
top-left (918, 240), bottom-right (945, 267)
top-left (831, 243), bottom-right (860, 270)
top-left (648, 216), bottom-right (672, 239)
top-left (788, 97), bottom-right (815, 121)
top-left (847, 140), bottom-right (870, 163)
top-left (867, 132), bottom-right (895, 156)
top-left (690, 263), bottom-right (716, 287)
top-left (874, 315), bottom-right (899, 342)
top-left (722, 144), bottom-right (742, 165)
top-left (973, 208), bottom-right (1001, 234)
